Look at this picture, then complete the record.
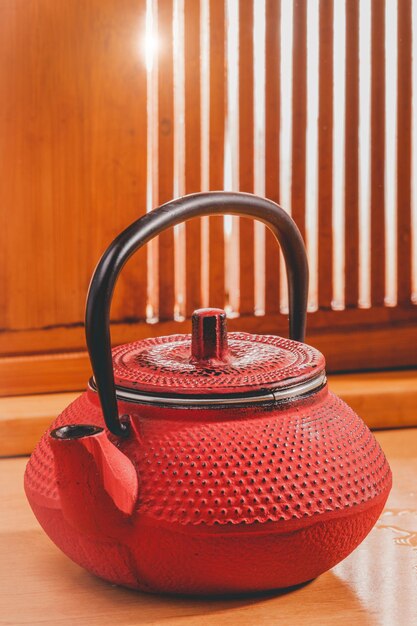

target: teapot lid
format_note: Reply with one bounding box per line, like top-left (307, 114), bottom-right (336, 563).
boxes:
top-left (105, 309), bottom-right (325, 405)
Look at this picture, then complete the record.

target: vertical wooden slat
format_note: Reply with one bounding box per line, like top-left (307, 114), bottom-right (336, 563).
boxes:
top-left (264, 0), bottom-right (281, 314)
top-left (370, 1), bottom-right (385, 307)
top-left (397, 0), bottom-right (412, 305)
top-left (318, 0), bottom-right (334, 308)
top-left (208, 0), bottom-right (225, 307)
top-left (184, 0), bottom-right (202, 316)
top-left (147, 0), bottom-right (160, 320)
top-left (291, 0), bottom-right (307, 241)
top-left (344, 0), bottom-right (359, 308)
top-left (239, 0), bottom-right (255, 314)
top-left (157, 0), bottom-right (175, 319)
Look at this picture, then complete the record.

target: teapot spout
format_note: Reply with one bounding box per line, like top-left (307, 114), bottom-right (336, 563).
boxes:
top-left (49, 424), bottom-right (138, 538)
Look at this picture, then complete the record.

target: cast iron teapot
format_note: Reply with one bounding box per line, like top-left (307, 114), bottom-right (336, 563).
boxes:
top-left (25, 192), bottom-right (392, 594)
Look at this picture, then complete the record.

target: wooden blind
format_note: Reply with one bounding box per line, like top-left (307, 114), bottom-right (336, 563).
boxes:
top-left (0, 0), bottom-right (416, 396)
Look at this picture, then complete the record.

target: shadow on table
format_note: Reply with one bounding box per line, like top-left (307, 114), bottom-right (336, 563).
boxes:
top-left (74, 565), bottom-right (375, 625)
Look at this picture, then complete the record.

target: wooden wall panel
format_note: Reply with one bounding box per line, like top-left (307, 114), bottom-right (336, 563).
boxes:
top-left (0, 1), bottom-right (92, 330)
top-left (1, 0), bottom-right (417, 392)
top-left (91, 0), bottom-right (148, 323)
top-left (0, 0), bottom-right (149, 333)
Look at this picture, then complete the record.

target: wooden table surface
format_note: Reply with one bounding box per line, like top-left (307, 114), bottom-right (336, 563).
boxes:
top-left (1, 428), bottom-right (417, 626)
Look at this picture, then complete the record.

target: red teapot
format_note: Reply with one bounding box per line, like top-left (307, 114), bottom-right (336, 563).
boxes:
top-left (25, 192), bottom-right (391, 594)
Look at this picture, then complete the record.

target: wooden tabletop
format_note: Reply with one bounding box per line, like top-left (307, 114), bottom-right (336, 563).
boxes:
top-left (1, 428), bottom-right (417, 626)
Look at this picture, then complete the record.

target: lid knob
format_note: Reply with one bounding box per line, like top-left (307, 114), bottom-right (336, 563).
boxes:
top-left (191, 308), bottom-right (229, 363)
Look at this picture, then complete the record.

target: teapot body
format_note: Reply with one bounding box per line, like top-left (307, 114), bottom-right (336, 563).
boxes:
top-left (24, 192), bottom-right (392, 594)
top-left (25, 382), bottom-right (391, 594)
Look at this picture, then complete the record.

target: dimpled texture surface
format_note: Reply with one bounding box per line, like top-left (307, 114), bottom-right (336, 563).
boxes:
top-left (25, 386), bottom-right (392, 593)
top-left (111, 332), bottom-right (324, 394)
top-left (133, 391), bottom-right (391, 526)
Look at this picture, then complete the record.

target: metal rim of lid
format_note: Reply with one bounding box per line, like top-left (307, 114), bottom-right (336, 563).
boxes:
top-left (89, 370), bottom-right (327, 409)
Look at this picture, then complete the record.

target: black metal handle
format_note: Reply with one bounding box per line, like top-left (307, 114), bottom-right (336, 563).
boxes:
top-left (85, 192), bottom-right (309, 436)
